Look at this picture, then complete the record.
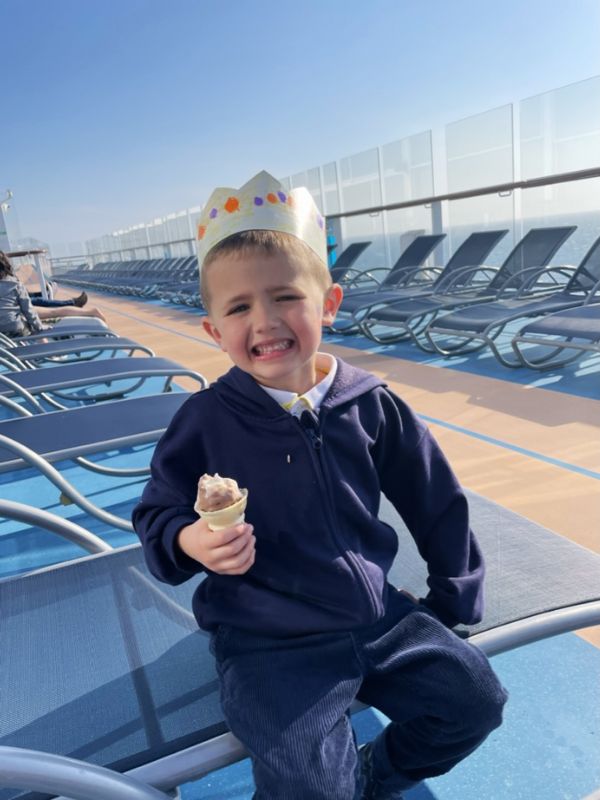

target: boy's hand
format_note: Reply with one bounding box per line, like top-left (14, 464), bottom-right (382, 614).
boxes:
top-left (177, 518), bottom-right (256, 575)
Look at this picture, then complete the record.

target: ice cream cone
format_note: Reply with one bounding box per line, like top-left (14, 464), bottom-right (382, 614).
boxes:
top-left (195, 489), bottom-right (248, 531)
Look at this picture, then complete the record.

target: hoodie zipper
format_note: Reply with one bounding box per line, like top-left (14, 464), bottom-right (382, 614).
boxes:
top-left (296, 410), bottom-right (379, 618)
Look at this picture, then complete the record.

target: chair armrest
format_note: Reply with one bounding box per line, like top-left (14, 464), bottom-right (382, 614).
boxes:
top-left (435, 264), bottom-right (499, 292)
top-left (512, 265), bottom-right (578, 298)
top-left (342, 267), bottom-right (387, 287)
top-left (492, 265), bottom-right (559, 298)
top-left (0, 498), bottom-right (111, 555)
top-left (0, 746), bottom-right (172, 800)
top-left (583, 277), bottom-right (600, 304)
top-left (388, 266), bottom-right (443, 287)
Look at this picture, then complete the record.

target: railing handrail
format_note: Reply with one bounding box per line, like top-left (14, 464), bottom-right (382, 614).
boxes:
top-left (50, 165), bottom-right (600, 265)
top-left (325, 165), bottom-right (600, 220)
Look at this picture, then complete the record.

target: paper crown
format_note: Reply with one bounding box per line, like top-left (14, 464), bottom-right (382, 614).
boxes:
top-left (195, 170), bottom-right (327, 265)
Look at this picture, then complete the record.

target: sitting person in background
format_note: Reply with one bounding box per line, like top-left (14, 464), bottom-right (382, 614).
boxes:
top-left (0, 251), bottom-right (105, 337)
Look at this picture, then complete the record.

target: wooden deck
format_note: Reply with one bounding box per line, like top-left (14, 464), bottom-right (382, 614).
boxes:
top-left (72, 288), bottom-right (600, 646)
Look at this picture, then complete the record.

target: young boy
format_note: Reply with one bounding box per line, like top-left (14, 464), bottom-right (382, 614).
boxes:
top-left (133, 171), bottom-right (507, 800)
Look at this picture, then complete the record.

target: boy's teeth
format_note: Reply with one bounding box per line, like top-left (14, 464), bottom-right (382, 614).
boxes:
top-left (255, 341), bottom-right (291, 354)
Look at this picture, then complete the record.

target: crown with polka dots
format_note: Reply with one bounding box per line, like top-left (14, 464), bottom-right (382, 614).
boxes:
top-left (196, 170), bottom-right (327, 265)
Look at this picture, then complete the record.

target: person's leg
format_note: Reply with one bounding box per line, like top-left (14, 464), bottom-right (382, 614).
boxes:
top-left (31, 291), bottom-right (87, 309)
top-left (36, 305), bottom-right (105, 322)
top-left (355, 591), bottom-right (508, 797)
top-left (31, 298), bottom-right (75, 307)
top-left (212, 626), bottom-right (364, 800)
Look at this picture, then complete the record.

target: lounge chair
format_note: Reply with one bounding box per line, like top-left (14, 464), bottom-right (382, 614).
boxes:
top-left (357, 226), bottom-right (577, 349)
top-left (0, 392), bottom-right (196, 529)
top-left (511, 280), bottom-right (600, 369)
top-left (330, 230), bottom-right (507, 334)
top-left (0, 356), bottom-right (207, 408)
top-left (328, 241), bottom-right (372, 283)
top-left (1, 490), bottom-right (599, 799)
top-left (423, 235), bottom-right (600, 366)
top-left (0, 332), bottom-right (155, 368)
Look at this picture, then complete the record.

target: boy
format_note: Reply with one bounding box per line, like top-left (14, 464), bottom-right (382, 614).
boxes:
top-left (133, 171), bottom-right (507, 800)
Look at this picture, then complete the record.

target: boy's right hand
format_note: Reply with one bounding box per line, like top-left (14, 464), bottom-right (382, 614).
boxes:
top-left (177, 518), bottom-right (256, 575)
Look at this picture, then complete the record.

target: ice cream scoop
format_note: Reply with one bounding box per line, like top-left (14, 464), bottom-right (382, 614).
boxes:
top-left (194, 473), bottom-right (248, 531)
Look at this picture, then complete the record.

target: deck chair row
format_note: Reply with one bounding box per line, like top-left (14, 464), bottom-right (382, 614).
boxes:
top-left (59, 256), bottom-right (199, 299)
top-left (1, 490), bottom-right (599, 799)
top-left (0, 319), bottom-right (208, 529)
top-left (331, 226), bottom-right (600, 370)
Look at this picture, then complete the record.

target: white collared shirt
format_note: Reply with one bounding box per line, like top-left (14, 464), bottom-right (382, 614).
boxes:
top-left (258, 352), bottom-right (337, 417)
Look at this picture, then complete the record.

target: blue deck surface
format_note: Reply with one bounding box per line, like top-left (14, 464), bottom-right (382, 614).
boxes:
top-left (1, 300), bottom-right (598, 799)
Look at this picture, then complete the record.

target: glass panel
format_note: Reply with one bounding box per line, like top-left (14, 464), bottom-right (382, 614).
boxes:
top-left (381, 131), bottom-right (433, 202)
top-left (446, 105), bottom-right (513, 192)
top-left (444, 196), bottom-right (516, 267)
top-left (384, 208), bottom-right (435, 267)
top-left (290, 167), bottom-right (323, 211)
top-left (520, 177), bottom-right (600, 266)
top-left (339, 147), bottom-right (381, 213)
top-left (520, 76), bottom-right (600, 179)
top-left (321, 161), bottom-right (340, 215)
top-left (341, 213), bottom-right (386, 270)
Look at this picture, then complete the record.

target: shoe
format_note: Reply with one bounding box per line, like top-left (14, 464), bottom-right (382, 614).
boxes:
top-left (72, 291), bottom-right (88, 308)
top-left (358, 743), bottom-right (405, 800)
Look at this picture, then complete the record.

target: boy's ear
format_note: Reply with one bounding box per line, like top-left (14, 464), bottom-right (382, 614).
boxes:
top-left (321, 283), bottom-right (343, 326)
top-left (202, 318), bottom-right (226, 351)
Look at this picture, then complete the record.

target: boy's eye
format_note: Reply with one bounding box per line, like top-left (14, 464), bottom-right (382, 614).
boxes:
top-left (277, 294), bottom-right (300, 302)
top-left (226, 303), bottom-right (249, 315)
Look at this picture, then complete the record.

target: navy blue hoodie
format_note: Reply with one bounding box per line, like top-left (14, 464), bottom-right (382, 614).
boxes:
top-left (133, 358), bottom-right (484, 634)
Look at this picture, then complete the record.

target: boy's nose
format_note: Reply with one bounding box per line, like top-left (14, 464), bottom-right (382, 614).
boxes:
top-left (252, 303), bottom-right (278, 332)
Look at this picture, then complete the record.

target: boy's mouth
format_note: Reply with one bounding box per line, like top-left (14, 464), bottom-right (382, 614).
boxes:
top-left (251, 339), bottom-right (294, 358)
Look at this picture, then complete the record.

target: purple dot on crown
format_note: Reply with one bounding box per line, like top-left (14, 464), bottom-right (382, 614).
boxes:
top-left (317, 215), bottom-right (324, 228)
top-left (277, 191), bottom-right (287, 202)
top-left (209, 208), bottom-right (218, 219)
top-left (254, 197), bottom-right (264, 206)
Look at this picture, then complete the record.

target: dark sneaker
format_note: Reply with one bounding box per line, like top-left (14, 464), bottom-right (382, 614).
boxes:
top-left (358, 742), bottom-right (405, 800)
top-left (73, 291), bottom-right (88, 308)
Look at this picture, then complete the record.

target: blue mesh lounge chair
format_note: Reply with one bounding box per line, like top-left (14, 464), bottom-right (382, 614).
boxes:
top-left (357, 226), bottom-right (577, 349)
top-left (423, 235), bottom-right (600, 366)
top-left (511, 280), bottom-right (600, 369)
top-left (1, 492), bottom-right (599, 799)
top-left (0, 356), bottom-right (207, 407)
top-left (330, 235), bottom-right (445, 291)
top-left (330, 233), bottom-right (446, 310)
top-left (328, 241), bottom-right (373, 283)
top-left (7, 317), bottom-right (116, 344)
top-left (329, 230), bottom-right (507, 334)
top-left (0, 392), bottom-right (195, 530)
top-left (0, 332), bottom-right (156, 368)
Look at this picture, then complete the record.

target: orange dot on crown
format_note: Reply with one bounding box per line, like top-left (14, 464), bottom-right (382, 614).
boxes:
top-left (198, 225), bottom-right (207, 239)
top-left (224, 197), bottom-right (240, 213)
top-left (266, 193), bottom-right (278, 204)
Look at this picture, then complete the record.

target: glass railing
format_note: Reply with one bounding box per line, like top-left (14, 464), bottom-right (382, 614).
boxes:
top-left (49, 75), bottom-right (600, 273)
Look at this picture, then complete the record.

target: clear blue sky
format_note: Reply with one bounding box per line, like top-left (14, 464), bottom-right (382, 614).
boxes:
top-left (3, 0), bottom-right (600, 247)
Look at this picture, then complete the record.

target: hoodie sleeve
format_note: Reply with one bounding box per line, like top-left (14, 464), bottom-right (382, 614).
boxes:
top-left (132, 396), bottom-right (208, 585)
top-left (373, 389), bottom-right (485, 628)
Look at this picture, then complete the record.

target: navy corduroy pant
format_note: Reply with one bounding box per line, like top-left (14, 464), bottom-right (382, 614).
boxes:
top-left (211, 588), bottom-right (508, 800)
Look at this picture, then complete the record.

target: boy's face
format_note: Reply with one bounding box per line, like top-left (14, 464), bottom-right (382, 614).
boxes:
top-left (202, 249), bottom-right (343, 394)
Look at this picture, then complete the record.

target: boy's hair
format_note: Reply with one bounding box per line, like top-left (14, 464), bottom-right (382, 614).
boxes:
top-left (200, 230), bottom-right (331, 311)
top-left (0, 252), bottom-right (15, 280)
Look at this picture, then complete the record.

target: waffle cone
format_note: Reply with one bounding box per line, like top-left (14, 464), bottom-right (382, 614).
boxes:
top-left (194, 489), bottom-right (248, 531)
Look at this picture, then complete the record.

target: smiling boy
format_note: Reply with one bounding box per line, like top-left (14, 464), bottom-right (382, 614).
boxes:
top-left (133, 171), bottom-right (507, 799)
